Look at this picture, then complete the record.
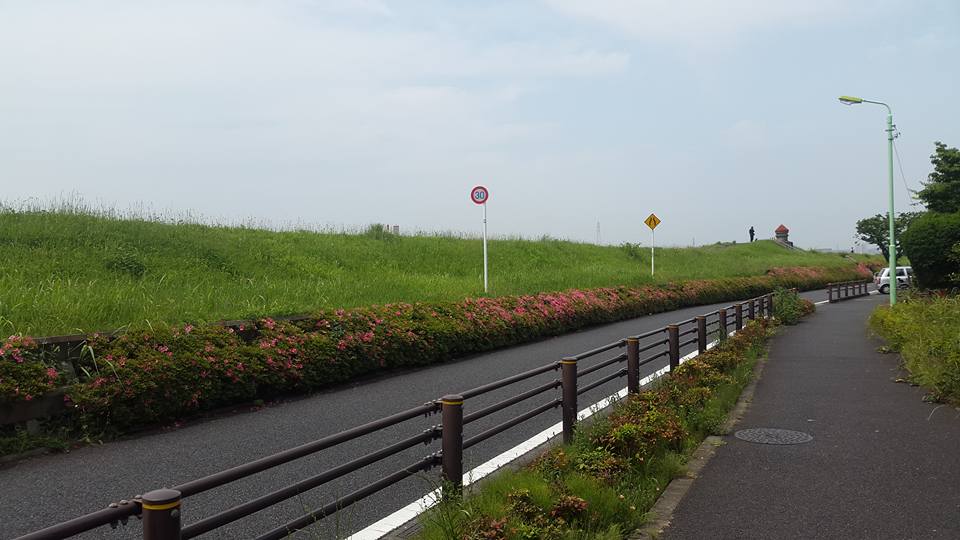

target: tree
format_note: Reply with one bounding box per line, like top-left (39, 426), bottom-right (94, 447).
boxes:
top-left (916, 141), bottom-right (960, 213)
top-left (901, 212), bottom-right (960, 288)
top-left (855, 212), bottom-right (918, 261)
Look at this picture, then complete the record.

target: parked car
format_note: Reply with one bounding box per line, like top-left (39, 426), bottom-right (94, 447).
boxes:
top-left (874, 266), bottom-right (912, 294)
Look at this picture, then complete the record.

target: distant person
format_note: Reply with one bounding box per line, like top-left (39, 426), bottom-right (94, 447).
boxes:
top-left (749, 226), bottom-right (755, 242)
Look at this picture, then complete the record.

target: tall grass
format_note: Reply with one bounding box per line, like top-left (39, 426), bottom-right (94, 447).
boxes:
top-left (870, 295), bottom-right (960, 403)
top-left (0, 203), bottom-right (878, 336)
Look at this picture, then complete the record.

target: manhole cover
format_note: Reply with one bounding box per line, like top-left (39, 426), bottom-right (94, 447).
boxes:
top-left (734, 428), bottom-right (813, 445)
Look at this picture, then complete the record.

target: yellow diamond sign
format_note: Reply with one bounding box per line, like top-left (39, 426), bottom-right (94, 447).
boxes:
top-left (644, 213), bottom-right (661, 231)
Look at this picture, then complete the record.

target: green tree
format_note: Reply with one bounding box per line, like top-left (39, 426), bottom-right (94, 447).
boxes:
top-left (901, 212), bottom-right (960, 288)
top-left (855, 212), bottom-right (918, 261)
top-left (916, 141), bottom-right (960, 213)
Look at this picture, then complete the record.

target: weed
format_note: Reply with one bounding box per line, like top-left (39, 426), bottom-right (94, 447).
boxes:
top-left (870, 295), bottom-right (960, 404)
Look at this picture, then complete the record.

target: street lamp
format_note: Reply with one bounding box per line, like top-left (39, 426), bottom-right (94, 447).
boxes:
top-left (839, 95), bottom-right (897, 305)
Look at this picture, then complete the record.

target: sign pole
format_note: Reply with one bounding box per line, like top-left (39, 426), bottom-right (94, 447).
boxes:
top-left (482, 201), bottom-right (488, 293)
top-left (651, 228), bottom-right (655, 277)
top-left (644, 213), bottom-right (661, 278)
top-left (470, 185), bottom-right (490, 294)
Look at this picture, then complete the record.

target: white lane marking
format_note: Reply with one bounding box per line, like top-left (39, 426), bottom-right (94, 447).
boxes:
top-left (347, 328), bottom-right (742, 539)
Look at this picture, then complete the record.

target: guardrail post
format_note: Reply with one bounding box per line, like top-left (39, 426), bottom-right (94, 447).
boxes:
top-left (695, 316), bottom-right (707, 354)
top-left (667, 325), bottom-right (680, 371)
top-left (734, 304), bottom-right (743, 331)
top-left (828, 284), bottom-right (835, 303)
top-left (561, 357), bottom-right (578, 444)
top-left (748, 298), bottom-right (755, 321)
top-left (142, 489), bottom-right (182, 540)
top-left (440, 394), bottom-right (464, 497)
top-left (717, 308), bottom-right (728, 339)
top-left (626, 339), bottom-right (639, 394)
top-left (766, 293), bottom-right (774, 317)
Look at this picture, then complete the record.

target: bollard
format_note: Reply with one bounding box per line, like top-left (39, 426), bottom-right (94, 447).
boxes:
top-left (141, 489), bottom-right (182, 540)
top-left (828, 284), bottom-right (835, 303)
top-left (748, 298), bottom-right (755, 321)
top-left (561, 357), bottom-right (578, 444)
top-left (667, 325), bottom-right (680, 371)
top-left (735, 304), bottom-right (743, 331)
top-left (626, 338), bottom-right (639, 394)
top-left (440, 394), bottom-right (464, 497)
top-left (695, 316), bottom-right (707, 354)
top-left (718, 308), bottom-right (728, 339)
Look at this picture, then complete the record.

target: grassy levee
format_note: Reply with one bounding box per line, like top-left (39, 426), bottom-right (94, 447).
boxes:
top-left (0, 209), bottom-right (878, 336)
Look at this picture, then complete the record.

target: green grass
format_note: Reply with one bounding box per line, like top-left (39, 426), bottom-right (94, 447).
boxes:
top-left (0, 206), bottom-right (878, 336)
top-left (869, 295), bottom-right (960, 404)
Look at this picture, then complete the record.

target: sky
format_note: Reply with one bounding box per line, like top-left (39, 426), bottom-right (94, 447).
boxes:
top-left (2, 0), bottom-right (958, 249)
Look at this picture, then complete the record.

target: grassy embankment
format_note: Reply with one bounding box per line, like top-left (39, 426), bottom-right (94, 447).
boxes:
top-left (870, 295), bottom-right (960, 404)
top-left (0, 208), bottom-right (878, 337)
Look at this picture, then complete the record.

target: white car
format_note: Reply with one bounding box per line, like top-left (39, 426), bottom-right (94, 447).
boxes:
top-left (874, 266), bottom-right (912, 294)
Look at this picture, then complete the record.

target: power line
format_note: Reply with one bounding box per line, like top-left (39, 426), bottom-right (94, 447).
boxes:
top-left (892, 134), bottom-right (922, 207)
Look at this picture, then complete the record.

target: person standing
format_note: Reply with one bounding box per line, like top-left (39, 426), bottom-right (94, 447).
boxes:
top-left (749, 226), bottom-right (755, 242)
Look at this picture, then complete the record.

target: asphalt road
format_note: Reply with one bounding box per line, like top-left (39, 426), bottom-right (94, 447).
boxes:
top-left (1, 289), bottom-right (830, 540)
top-left (662, 294), bottom-right (960, 539)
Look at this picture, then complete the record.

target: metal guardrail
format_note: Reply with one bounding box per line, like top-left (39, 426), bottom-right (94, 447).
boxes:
top-left (827, 280), bottom-right (871, 303)
top-left (16, 293), bottom-right (775, 540)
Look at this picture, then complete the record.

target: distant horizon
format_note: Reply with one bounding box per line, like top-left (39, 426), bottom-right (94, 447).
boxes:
top-left (2, 193), bottom-right (886, 252)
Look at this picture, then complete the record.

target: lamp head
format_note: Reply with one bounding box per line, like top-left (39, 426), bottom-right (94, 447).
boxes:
top-left (838, 95), bottom-right (864, 105)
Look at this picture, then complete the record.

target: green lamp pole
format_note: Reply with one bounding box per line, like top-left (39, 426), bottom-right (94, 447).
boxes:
top-left (839, 95), bottom-right (897, 305)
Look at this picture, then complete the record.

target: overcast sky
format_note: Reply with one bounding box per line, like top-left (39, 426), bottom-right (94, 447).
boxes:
top-left (2, 0), bottom-right (958, 249)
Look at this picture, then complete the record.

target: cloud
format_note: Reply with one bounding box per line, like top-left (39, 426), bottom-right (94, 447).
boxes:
top-left (541, 0), bottom-right (857, 46)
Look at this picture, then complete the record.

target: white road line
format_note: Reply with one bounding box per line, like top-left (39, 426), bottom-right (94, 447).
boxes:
top-left (347, 329), bottom-right (737, 539)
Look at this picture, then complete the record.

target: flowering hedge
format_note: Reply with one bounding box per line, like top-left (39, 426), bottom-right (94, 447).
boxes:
top-left (1, 264), bottom-right (870, 432)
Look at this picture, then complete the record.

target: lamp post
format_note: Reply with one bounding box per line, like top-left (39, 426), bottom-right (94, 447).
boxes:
top-left (839, 95), bottom-right (897, 305)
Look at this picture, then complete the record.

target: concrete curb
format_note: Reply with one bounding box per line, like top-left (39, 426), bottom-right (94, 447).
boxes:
top-left (628, 339), bottom-right (771, 539)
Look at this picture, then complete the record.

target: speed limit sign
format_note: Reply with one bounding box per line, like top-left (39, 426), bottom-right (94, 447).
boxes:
top-left (470, 185), bottom-right (489, 205)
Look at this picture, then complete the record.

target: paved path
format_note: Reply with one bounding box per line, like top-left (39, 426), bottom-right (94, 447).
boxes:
top-left (662, 295), bottom-right (960, 540)
top-left (0, 290), bottom-right (827, 540)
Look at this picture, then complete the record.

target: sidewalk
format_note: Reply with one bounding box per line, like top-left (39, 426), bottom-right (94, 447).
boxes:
top-left (661, 296), bottom-right (960, 540)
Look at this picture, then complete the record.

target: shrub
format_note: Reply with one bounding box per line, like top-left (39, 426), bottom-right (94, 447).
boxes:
top-left (870, 296), bottom-right (960, 403)
top-left (772, 287), bottom-right (813, 325)
top-left (900, 212), bottom-right (960, 289)
top-left (0, 336), bottom-right (64, 402)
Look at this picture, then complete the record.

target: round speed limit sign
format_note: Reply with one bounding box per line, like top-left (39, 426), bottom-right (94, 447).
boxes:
top-left (470, 185), bottom-right (489, 205)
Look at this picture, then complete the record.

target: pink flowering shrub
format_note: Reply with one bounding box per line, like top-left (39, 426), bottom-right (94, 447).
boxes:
top-left (3, 265), bottom-right (869, 431)
top-left (0, 335), bottom-right (64, 402)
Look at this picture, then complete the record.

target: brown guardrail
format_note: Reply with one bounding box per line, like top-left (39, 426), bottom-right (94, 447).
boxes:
top-left (16, 293), bottom-right (775, 540)
top-left (827, 280), bottom-right (872, 303)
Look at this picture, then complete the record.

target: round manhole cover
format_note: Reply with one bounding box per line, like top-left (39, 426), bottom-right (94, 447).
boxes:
top-left (734, 428), bottom-right (813, 445)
